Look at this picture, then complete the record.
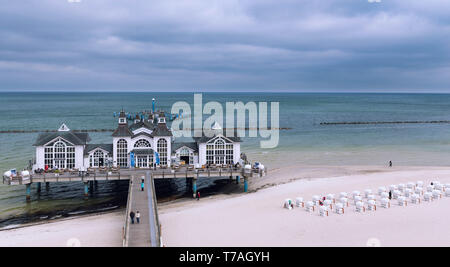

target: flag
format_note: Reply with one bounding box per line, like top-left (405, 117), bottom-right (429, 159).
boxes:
top-left (155, 151), bottom-right (160, 165)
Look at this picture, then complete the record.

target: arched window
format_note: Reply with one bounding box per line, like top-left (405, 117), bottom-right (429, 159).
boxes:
top-left (205, 138), bottom-right (233, 165)
top-left (134, 139), bottom-right (151, 148)
top-left (157, 138), bottom-right (168, 166)
top-left (90, 150), bottom-right (106, 167)
top-left (117, 139), bottom-right (128, 167)
top-left (44, 140), bottom-right (75, 169)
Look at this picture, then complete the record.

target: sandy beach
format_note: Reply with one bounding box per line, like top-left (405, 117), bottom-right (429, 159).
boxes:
top-left (2, 165), bottom-right (450, 247)
top-left (159, 165), bottom-right (450, 247)
top-left (0, 210), bottom-right (124, 247)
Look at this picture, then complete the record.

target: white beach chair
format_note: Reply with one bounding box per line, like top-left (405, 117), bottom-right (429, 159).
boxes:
top-left (352, 191), bottom-right (361, 199)
top-left (423, 192), bottom-right (432, 202)
top-left (335, 203), bottom-right (344, 214)
top-left (339, 192), bottom-right (348, 199)
top-left (312, 195), bottom-right (320, 206)
top-left (404, 188), bottom-right (413, 198)
top-left (416, 181), bottom-right (424, 188)
top-left (340, 197), bottom-right (349, 207)
top-left (324, 199), bottom-right (333, 209)
top-left (398, 184), bottom-right (405, 192)
top-left (393, 190), bottom-right (402, 199)
top-left (295, 197), bottom-right (304, 208)
top-left (284, 199), bottom-right (293, 209)
top-left (319, 206), bottom-right (329, 217)
top-left (411, 194), bottom-right (421, 204)
top-left (445, 190), bottom-right (450, 197)
top-left (407, 182), bottom-right (415, 190)
top-left (389, 185), bottom-right (397, 192)
top-left (364, 189), bottom-right (372, 198)
top-left (381, 198), bottom-right (390, 208)
top-left (381, 192), bottom-right (389, 199)
top-left (434, 184), bottom-right (444, 192)
top-left (367, 194), bottom-right (376, 201)
top-left (397, 196), bottom-right (407, 206)
top-left (355, 201), bottom-right (365, 212)
top-left (326, 194), bottom-right (335, 203)
top-left (415, 187), bottom-right (424, 196)
top-left (426, 185), bottom-right (434, 192)
top-left (354, 195), bottom-right (363, 204)
top-left (367, 200), bottom-right (377, 211)
top-left (378, 187), bottom-right (387, 196)
top-left (432, 190), bottom-right (442, 200)
top-left (445, 184), bottom-right (450, 190)
top-left (305, 201), bottom-right (315, 212)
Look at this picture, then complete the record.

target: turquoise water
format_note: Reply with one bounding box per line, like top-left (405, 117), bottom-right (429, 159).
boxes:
top-left (1, 92), bottom-right (450, 226)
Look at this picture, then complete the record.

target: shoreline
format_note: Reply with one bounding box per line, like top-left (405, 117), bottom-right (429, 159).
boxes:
top-left (2, 164), bottom-right (450, 246)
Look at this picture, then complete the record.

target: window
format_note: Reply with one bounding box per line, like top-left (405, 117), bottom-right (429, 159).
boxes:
top-left (205, 138), bottom-right (233, 165)
top-left (90, 150), bottom-right (105, 167)
top-left (215, 140), bottom-right (225, 164)
top-left (206, 144), bottom-right (214, 165)
top-left (226, 144), bottom-right (234, 164)
top-left (117, 139), bottom-right (128, 167)
top-left (44, 140), bottom-right (75, 169)
top-left (157, 138), bottom-right (168, 166)
top-left (67, 146), bottom-right (75, 169)
top-left (134, 139), bottom-right (151, 148)
top-left (44, 147), bottom-right (53, 168)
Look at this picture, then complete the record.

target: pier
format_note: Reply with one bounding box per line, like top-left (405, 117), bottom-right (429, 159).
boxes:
top-left (3, 166), bottom-right (265, 247)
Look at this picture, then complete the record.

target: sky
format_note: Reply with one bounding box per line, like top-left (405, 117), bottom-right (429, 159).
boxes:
top-left (0, 0), bottom-right (449, 92)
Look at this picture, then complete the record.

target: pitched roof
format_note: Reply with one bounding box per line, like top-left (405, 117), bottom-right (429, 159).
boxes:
top-left (85, 144), bottom-right (113, 155)
top-left (112, 125), bottom-right (133, 137)
top-left (172, 142), bottom-right (198, 153)
top-left (152, 123), bottom-right (172, 137)
top-left (193, 129), bottom-right (241, 143)
top-left (129, 120), bottom-right (154, 132)
top-left (33, 131), bottom-right (91, 146)
top-left (132, 131), bottom-right (153, 139)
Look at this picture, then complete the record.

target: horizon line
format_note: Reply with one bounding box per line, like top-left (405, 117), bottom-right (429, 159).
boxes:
top-left (2, 90), bottom-right (450, 94)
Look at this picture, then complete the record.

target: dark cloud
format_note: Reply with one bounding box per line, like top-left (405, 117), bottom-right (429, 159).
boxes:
top-left (0, 0), bottom-right (449, 92)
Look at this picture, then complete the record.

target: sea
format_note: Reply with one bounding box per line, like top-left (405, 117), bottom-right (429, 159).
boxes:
top-left (1, 92), bottom-right (450, 227)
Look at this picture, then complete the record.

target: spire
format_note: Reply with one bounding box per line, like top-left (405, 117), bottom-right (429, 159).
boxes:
top-left (118, 110), bottom-right (127, 125)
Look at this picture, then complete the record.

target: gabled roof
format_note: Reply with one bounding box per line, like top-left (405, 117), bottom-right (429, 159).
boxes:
top-left (129, 120), bottom-right (154, 132)
top-left (172, 142), bottom-right (198, 153)
top-left (112, 125), bottom-right (133, 137)
top-left (132, 131), bottom-right (153, 139)
top-left (193, 129), bottom-right (241, 144)
top-left (85, 144), bottom-right (113, 155)
top-left (34, 131), bottom-right (91, 146)
top-left (152, 123), bottom-right (172, 137)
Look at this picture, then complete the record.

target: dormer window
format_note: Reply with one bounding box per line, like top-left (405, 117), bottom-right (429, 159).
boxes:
top-left (119, 118), bottom-right (126, 124)
top-left (158, 117), bottom-right (166, 124)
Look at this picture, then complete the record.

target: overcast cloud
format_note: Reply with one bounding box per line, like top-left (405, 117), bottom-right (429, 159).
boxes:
top-left (0, 0), bottom-right (449, 92)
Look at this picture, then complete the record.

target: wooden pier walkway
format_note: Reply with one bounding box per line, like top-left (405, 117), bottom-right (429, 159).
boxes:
top-left (124, 172), bottom-right (161, 247)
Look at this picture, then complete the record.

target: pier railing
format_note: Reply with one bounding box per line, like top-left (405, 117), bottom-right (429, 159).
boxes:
top-left (122, 178), bottom-right (133, 247)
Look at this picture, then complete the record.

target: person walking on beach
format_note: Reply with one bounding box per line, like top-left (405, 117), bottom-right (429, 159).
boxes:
top-left (136, 211), bottom-right (140, 224)
top-left (196, 191), bottom-right (200, 201)
top-left (130, 211), bottom-right (135, 224)
top-left (389, 161), bottom-right (392, 167)
top-left (141, 178), bottom-right (145, 192)
top-left (388, 190), bottom-right (392, 200)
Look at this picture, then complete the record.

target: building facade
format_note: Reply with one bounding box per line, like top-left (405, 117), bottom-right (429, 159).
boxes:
top-left (33, 111), bottom-right (241, 170)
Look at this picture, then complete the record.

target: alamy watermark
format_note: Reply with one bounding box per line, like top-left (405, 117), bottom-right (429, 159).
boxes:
top-left (171, 94), bottom-right (279, 149)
